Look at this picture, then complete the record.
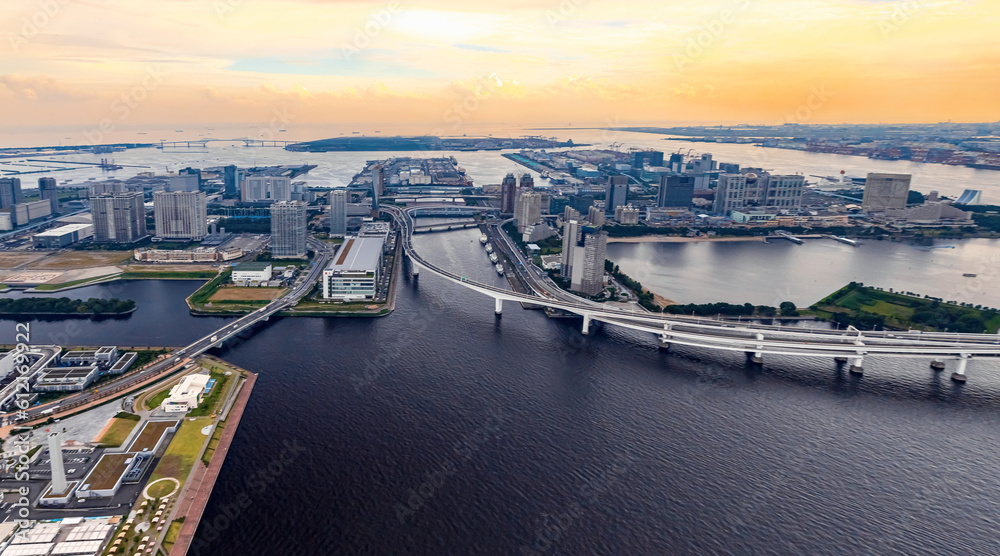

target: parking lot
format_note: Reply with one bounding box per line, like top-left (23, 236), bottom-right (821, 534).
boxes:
top-left (217, 234), bottom-right (268, 255)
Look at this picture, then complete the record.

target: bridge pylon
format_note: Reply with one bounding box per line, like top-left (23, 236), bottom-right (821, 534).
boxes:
top-left (495, 298), bottom-right (503, 316)
top-left (849, 356), bottom-right (864, 375)
top-left (582, 314), bottom-right (592, 335)
top-left (952, 354), bottom-right (970, 383)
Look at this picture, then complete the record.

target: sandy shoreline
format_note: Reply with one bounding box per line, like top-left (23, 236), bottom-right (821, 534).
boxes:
top-left (608, 236), bottom-right (768, 244)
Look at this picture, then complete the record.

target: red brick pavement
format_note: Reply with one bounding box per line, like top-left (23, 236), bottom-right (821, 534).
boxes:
top-left (169, 373), bottom-right (257, 556)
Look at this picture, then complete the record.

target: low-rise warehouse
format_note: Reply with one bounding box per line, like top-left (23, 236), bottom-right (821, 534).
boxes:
top-left (31, 223), bottom-right (95, 249)
top-left (322, 236), bottom-right (384, 301)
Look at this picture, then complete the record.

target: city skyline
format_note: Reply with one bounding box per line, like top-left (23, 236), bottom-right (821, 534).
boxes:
top-left (1, 0), bottom-right (998, 135)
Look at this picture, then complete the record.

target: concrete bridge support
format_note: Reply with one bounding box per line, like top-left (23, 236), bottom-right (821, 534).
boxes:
top-left (749, 333), bottom-right (764, 364)
top-left (849, 356), bottom-right (864, 375)
top-left (582, 315), bottom-right (592, 335)
top-left (659, 334), bottom-right (671, 351)
top-left (495, 298), bottom-right (503, 316)
top-left (834, 357), bottom-right (848, 365)
top-left (952, 355), bottom-right (970, 383)
top-left (931, 359), bottom-right (946, 371)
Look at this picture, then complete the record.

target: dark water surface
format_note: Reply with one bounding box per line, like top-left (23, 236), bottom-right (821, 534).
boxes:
top-left (3, 232), bottom-right (1000, 554)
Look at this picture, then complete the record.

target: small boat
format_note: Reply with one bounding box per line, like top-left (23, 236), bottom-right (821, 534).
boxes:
top-left (495, 264), bottom-right (504, 275)
top-left (485, 243), bottom-right (493, 254)
top-left (479, 234), bottom-right (488, 245)
top-left (963, 273), bottom-right (977, 278)
top-left (489, 253), bottom-right (499, 263)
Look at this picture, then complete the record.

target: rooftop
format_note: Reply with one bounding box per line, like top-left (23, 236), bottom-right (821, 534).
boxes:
top-left (84, 453), bottom-right (132, 491)
top-left (328, 236), bottom-right (384, 274)
top-left (33, 223), bottom-right (93, 237)
top-left (127, 420), bottom-right (179, 453)
top-left (234, 261), bottom-right (273, 271)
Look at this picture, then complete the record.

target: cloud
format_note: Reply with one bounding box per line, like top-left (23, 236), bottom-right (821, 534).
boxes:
top-left (0, 75), bottom-right (94, 101)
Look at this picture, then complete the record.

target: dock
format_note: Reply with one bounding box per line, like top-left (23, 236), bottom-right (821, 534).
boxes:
top-left (767, 231), bottom-right (804, 244)
top-left (824, 234), bottom-right (860, 246)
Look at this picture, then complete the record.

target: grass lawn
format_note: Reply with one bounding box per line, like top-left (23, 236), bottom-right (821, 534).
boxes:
top-left (146, 479), bottom-right (178, 498)
top-left (188, 371), bottom-right (230, 417)
top-left (201, 422), bottom-right (226, 466)
top-left (97, 417), bottom-right (140, 447)
top-left (208, 287), bottom-right (285, 302)
top-left (187, 269), bottom-right (233, 307)
top-left (146, 387), bottom-right (172, 410)
top-left (813, 283), bottom-right (1000, 332)
top-left (34, 273), bottom-right (120, 291)
top-left (161, 520), bottom-right (184, 553)
top-left (150, 417), bottom-right (213, 487)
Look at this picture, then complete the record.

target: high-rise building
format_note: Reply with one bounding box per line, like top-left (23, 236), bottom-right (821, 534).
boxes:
top-left (658, 175), bottom-right (695, 208)
top-left (242, 176), bottom-right (292, 202)
top-left (223, 165), bottom-right (240, 198)
top-left (714, 174), bottom-right (749, 216)
top-left (373, 165), bottom-right (384, 197)
top-left (0, 178), bottom-right (23, 209)
top-left (519, 173), bottom-right (534, 191)
top-left (38, 177), bottom-right (60, 214)
top-left (762, 174), bottom-right (805, 210)
top-left (11, 200), bottom-right (53, 227)
top-left (563, 224), bottom-right (607, 296)
top-left (549, 195), bottom-right (570, 216)
top-left (862, 173), bottom-right (912, 211)
top-left (605, 176), bottom-right (629, 214)
top-left (154, 191), bottom-right (207, 240)
top-left (91, 192), bottom-right (147, 243)
top-left (500, 173), bottom-right (517, 213)
top-left (560, 219), bottom-right (580, 274)
top-left (89, 181), bottom-right (124, 196)
top-left (569, 194), bottom-right (595, 213)
top-left (329, 189), bottom-right (347, 237)
top-left (270, 201), bottom-right (307, 258)
top-left (692, 153), bottom-right (716, 173)
top-left (668, 153), bottom-right (685, 173)
top-left (370, 166), bottom-right (382, 214)
top-left (168, 174), bottom-right (200, 192)
top-left (587, 205), bottom-right (606, 227)
top-left (179, 167), bottom-right (202, 188)
top-left (614, 204), bottom-right (640, 225)
top-left (516, 191), bottom-right (542, 233)
top-left (633, 150), bottom-right (664, 168)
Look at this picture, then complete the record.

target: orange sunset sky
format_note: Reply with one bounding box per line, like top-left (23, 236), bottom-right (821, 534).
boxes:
top-left (1, 0), bottom-right (998, 130)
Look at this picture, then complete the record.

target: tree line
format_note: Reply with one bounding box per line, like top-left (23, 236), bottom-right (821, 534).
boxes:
top-left (0, 297), bottom-right (135, 315)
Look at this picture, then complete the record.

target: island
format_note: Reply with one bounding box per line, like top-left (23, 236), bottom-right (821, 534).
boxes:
top-left (0, 297), bottom-right (135, 317)
top-left (285, 135), bottom-right (582, 152)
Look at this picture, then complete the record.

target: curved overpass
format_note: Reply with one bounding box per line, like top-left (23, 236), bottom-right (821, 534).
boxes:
top-left (383, 205), bottom-right (1000, 380)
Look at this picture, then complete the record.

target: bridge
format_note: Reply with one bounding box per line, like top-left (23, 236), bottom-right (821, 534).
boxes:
top-left (383, 205), bottom-right (1000, 383)
top-left (157, 138), bottom-right (297, 148)
top-left (3, 239), bottom-right (332, 430)
top-left (412, 220), bottom-right (480, 233)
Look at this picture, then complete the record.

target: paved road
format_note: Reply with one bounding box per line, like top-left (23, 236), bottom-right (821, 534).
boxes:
top-left (3, 239), bottom-right (332, 429)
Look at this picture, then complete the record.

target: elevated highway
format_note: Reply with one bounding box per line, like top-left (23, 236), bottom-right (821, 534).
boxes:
top-left (384, 205), bottom-right (1000, 382)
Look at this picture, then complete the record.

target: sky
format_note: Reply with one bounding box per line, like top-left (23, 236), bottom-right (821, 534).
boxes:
top-left (0, 0), bottom-right (998, 134)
